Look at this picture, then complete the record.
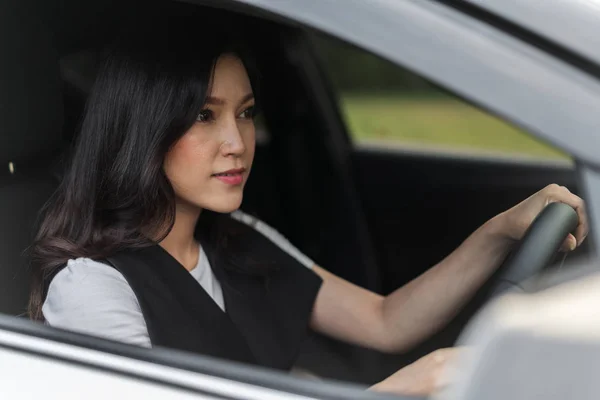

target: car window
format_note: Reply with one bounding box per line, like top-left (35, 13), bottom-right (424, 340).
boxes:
top-left (311, 34), bottom-right (570, 161)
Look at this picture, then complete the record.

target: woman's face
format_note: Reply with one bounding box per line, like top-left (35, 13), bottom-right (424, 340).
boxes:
top-left (164, 54), bottom-right (256, 214)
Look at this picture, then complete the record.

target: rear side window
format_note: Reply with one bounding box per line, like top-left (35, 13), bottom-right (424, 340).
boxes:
top-left (311, 34), bottom-right (568, 160)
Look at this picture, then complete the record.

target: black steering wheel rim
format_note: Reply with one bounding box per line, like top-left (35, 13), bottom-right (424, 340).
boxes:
top-left (492, 202), bottom-right (579, 296)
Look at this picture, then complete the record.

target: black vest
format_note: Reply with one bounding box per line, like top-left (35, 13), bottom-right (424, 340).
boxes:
top-left (103, 215), bottom-right (322, 371)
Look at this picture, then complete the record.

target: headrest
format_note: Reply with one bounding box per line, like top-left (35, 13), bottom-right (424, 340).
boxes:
top-left (0, 1), bottom-right (63, 166)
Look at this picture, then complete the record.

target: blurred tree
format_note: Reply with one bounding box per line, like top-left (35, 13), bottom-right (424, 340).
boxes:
top-left (310, 33), bottom-right (436, 94)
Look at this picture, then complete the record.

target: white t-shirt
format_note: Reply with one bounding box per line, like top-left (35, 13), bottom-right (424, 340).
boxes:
top-left (42, 211), bottom-right (314, 348)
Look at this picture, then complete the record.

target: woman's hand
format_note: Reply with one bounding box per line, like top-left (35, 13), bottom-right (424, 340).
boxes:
top-left (495, 184), bottom-right (588, 251)
top-left (369, 348), bottom-right (459, 396)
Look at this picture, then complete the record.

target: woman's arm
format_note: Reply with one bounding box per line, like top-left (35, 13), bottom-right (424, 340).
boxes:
top-left (310, 184), bottom-right (588, 353)
top-left (310, 217), bottom-right (508, 352)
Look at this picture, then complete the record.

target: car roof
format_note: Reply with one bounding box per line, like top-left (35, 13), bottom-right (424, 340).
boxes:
top-left (238, 0), bottom-right (600, 67)
top-left (462, 0), bottom-right (600, 66)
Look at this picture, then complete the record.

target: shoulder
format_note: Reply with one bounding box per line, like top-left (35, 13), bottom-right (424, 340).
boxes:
top-left (230, 210), bottom-right (315, 269)
top-left (48, 257), bottom-right (131, 287)
top-left (43, 257), bottom-right (151, 347)
top-left (45, 258), bottom-right (137, 303)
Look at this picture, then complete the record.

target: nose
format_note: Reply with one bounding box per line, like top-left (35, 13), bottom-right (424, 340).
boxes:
top-left (219, 119), bottom-right (246, 157)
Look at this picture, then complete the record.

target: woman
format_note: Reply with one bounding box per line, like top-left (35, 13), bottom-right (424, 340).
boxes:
top-left (29, 10), bottom-right (587, 396)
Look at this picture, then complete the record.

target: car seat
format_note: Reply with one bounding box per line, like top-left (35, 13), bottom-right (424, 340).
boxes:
top-left (0, 0), bottom-right (63, 315)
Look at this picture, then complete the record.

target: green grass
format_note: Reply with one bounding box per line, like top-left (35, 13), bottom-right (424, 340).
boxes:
top-left (339, 94), bottom-right (568, 159)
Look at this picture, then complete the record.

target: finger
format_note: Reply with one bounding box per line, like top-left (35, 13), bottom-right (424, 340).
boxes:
top-left (560, 188), bottom-right (589, 245)
top-left (576, 202), bottom-right (589, 246)
top-left (560, 234), bottom-right (577, 252)
top-left (549, 186), bottom-right (588, 246)
top-left (570, 198), bottom-right (588, 246)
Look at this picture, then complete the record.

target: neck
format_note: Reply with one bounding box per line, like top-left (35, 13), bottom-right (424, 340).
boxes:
top-left (159, 202), bottom-right (202, 271)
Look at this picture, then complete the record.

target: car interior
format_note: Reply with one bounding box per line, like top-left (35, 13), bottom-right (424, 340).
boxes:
top-left (0, 0), bottom-right (592, 390)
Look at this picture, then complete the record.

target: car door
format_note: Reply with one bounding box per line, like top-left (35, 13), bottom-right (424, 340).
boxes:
top-left (0, 315), bottom-right (402, 400)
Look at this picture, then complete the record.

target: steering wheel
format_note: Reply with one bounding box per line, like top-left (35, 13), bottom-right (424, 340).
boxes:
top-left (491, 202), bottom-right (579, 296)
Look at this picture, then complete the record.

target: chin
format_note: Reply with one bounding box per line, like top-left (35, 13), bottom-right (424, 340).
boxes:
top-left (204, 196), bottom-right (243, 214)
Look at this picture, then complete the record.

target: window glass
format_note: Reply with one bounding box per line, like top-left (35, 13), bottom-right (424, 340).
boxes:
top-left (311, 34), bottom-right (568, 160)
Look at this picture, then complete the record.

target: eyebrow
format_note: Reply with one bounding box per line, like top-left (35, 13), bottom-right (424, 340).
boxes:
top-left (205, 93), bottom-right (254, 106)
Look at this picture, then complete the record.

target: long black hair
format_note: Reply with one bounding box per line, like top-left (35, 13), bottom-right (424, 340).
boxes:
top-left (28, 8), bottom-right (262, 320)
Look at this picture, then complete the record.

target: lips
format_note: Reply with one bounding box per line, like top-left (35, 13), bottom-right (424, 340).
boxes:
top-left (212, 168), bottom-right (246, 185)
top-left (212, 168), bottom-right (246, 177)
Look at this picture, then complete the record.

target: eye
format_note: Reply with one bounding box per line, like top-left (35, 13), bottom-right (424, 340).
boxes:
top-left (239, 106), bottom-right (255, 120)
top-left (196, 109), bottom-right (214, 123)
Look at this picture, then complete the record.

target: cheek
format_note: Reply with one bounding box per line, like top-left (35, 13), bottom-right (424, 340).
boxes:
top-left (164, 133), bottom-right (216, 188)
top-left (244, 125), bottom-right (257, 166)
